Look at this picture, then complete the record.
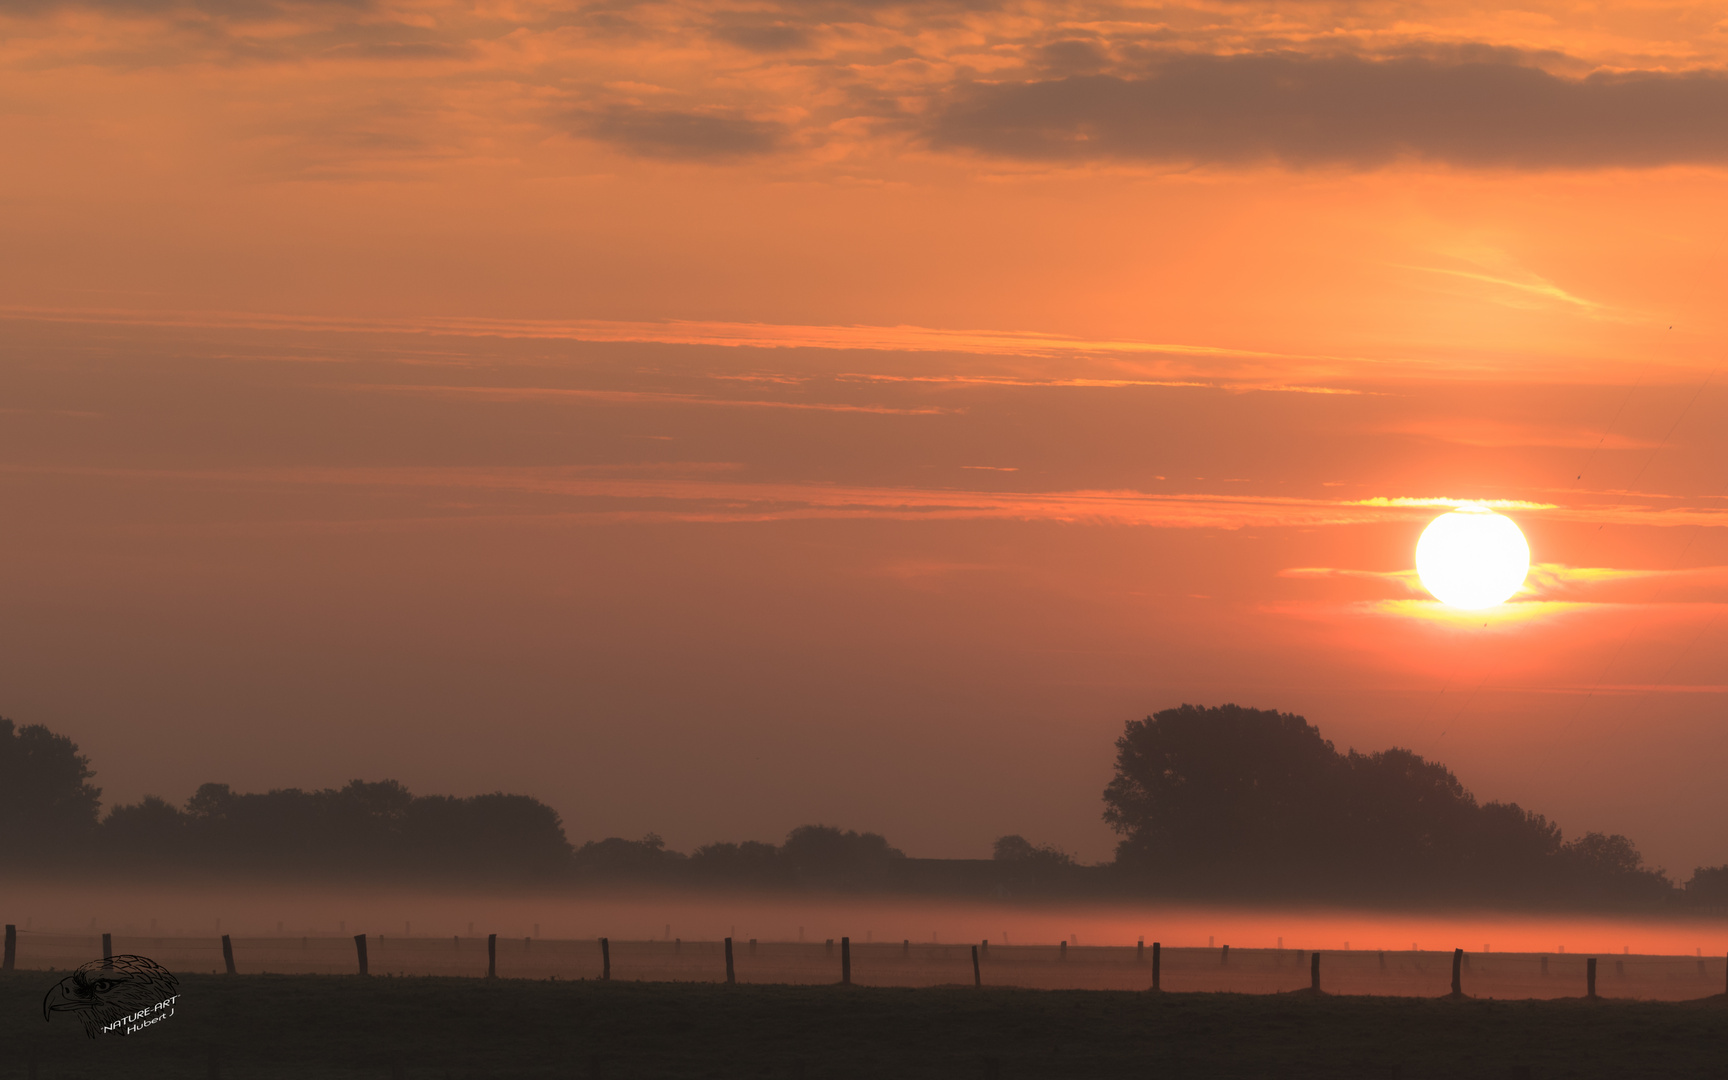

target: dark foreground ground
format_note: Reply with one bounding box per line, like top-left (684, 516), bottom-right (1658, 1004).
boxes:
top-left (5, 972), bottom-right (1726, 1080)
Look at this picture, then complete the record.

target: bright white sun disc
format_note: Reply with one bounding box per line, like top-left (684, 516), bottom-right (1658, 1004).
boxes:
top-left (1415, 507), bottom-right (1530, 609)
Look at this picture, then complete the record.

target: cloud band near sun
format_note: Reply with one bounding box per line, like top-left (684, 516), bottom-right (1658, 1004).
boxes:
top-left (928, 54), bottom-right (1728, 169)
top-left (7, 0), bottom-right (1728, 176)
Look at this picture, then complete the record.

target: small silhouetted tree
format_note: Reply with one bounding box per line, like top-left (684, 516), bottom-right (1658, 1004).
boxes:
top-left (1684, 865), bottom-right (1728, 905)
top-left (688, 840), bottom-right (785, 884)
top-left (992, 834), bottom-right (1075, 867)
top-left (408, 792), bottom-right (572, 877)
top-left (102, 795), bottom-right (187, 858)
top-left (993, 835), bottom-right (1037, 861)
top-left (573, 833), bottom-right (685, 878)
top-left (1560, 831), bottom-right (1671, 903)
top-left (1466, 800), bottom-right (1564, 897)
top-left (780, 825), bottom-right (904, 886)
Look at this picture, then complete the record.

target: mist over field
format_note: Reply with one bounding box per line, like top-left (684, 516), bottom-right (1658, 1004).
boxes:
top-left (10, 874), bottom-right (1728, 962)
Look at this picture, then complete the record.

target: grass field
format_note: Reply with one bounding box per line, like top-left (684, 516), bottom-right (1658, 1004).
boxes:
top-left (6, 969), bottom-right (1728, 1079)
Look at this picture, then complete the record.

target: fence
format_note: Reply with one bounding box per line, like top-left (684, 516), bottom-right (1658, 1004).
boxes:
top-left (5, 924), bottom-right (1725, 1000)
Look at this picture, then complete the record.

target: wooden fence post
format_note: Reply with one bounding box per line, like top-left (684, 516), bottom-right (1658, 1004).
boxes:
top-left (3, 924), bottom-right (13, 971)
top-left (487, 934), bottom-right (497, 978)
top-left (902, 939), bottom-right (909, 957)
top-left (601, 937), bottom-right (610, 980)
top-left (1151, 942), bottom-right (1161, 990)
top-left (1723, 951), bottom-right (1727, 996)
top-left (841, 937), bottom-right (851, 986)
top-left (748, 938), bottom-right (757, 956)
top-left (1310, 951), bottom-right (1320, 992)
top-left (102, 933), bottom-right (112, 968)
top-left (354, 934), bottom-right (368, 976)
top-left (1221, 944), bottom-right (1229, 965)
top-left (1587, 957), bottom-right (1597, 998)
top-left (1450, 949), bottom-right (1462, 996)
top-left (724, 937), bottom-right (735, 985)
top-left (972, 944), bottom-right (981, 988)
top-left (221, 935), bottom-right (236, 975)
top-left (1137, 939), bottom-right (1144, 963)
top-left (1059, 941), bottom-right (1066, 961)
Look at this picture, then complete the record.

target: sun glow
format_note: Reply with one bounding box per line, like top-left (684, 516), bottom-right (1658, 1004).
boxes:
top-left (1415, 506), bottom-right (1531, 609)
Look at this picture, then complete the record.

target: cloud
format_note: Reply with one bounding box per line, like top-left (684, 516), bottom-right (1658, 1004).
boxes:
top-left (1350, 496), bottom-right (1557, 510)
top-left (930, 52), bottom-right (1728, 169)
top-left (0, 304), bottom-right (1366, 367)
top-left (1035, 39), bottom-right (1110, 76)
top-left (4, 304), bottom-right (1715, 400)
top-left (709, 20), bottom-right (812, 54)
top-left (1375, 419), bottom-right (1659, 449)
top-left (1281, 563), bottom-right (1728, 615)
top-left (352, 383), bottom-right (957, 415)
top-left (2, 469), bottom-right (1425, 529)
top-left (572, 106), bottom-right (788, 161)
top-left (1397, 264), bottom-right (1600, 309)
top-left (1522, 563), bottom-right (1728, 599)
top-left (14, 463), bottom-right (1728, 533)
top-left (1282, 566), bottom-right (1424, 590)
top-left (0, 0), bottom-right (364, 14)
top-left (13, 0), bottom-right (1728, 178)
top-left (835, 372), bottom-right (1368, 395)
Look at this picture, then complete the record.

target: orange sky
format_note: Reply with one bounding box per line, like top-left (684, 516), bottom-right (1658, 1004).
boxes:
top-left (2, 0), bottom-right (1727, 873)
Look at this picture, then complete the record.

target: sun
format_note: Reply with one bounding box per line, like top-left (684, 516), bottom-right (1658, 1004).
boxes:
top-left (1415, 506), bottom-right (1530, 609)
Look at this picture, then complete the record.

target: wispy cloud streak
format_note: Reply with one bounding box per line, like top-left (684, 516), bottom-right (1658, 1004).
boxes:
top-left (7, 464), bottom-right (1728, 531)
top-left (6, 305), bottom-right (1706, 389)
top-left (352, 384), bottom-right (957, 415)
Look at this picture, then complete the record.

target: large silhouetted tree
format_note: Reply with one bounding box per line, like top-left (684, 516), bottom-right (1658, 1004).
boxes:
top-left (1103, 704), bottom-right (1671, 904)
top-left (1102, 704), bottom-right (1346, 888)
top-left (0, 716), bottom-right (101, 855)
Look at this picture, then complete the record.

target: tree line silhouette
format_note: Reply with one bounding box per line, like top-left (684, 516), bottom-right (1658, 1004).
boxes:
top-left (1104, 705), bottom-right (1678, 907)
top-left (1, 709), bottom-right (1719, 908)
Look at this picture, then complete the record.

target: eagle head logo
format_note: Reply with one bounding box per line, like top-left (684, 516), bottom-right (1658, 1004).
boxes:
top-left (43, 955), bottom-right (179, 1038)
